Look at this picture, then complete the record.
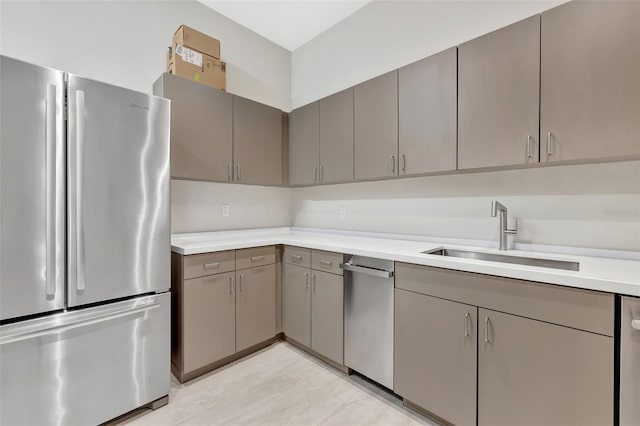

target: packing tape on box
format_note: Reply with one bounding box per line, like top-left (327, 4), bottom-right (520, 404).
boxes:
top-left (175, 44), bottom-right (202, 67)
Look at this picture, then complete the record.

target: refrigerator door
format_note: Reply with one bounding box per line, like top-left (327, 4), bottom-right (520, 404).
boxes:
top-left (67, 75), bottom-right (170, 307)
top-left (0, 56), bottom-right (66, 321)
top-left (0, 292), bottom-right (170, 425)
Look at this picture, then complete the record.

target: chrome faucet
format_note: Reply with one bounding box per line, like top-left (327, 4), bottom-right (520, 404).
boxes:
top-left (491, 201), bottom-right (517, 251)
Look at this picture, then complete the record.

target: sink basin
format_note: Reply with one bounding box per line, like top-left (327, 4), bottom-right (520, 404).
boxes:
top-left (422, 248), bottom-right (580, 271)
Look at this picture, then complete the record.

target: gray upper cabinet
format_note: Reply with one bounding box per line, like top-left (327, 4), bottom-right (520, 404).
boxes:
top-left (354, 70), bottom-right (399, 179)
top-left (319, 88), bottom-right (354, 183)
top-left (289, 102), bottom-right (319, 185)
top-left (233, 95), bottom-right (283, 185)
top-left (398, 48), bottom-right (457, 175)
top-left (540, 1), bottom-right (640, 162)
top-left (154, 73), bottom-right (233, 181)
top-left (458, 16), bottom-right (540, 170)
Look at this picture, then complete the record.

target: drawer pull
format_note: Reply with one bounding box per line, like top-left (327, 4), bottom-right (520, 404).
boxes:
top-left (292, 255), bottom-right (303, 262)
top-left (320, 260), bottom-right (333, 267)
top-left (203, 262), bottom-right (220, 270)
top-left (251, 256), bottom-right (264, 262)
top-left (632, 319), bottom-right (640, 330)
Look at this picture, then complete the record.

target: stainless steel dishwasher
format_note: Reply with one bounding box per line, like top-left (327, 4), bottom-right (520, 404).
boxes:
top-left (341, 255), bottom-right (395, 390)
top-left (620, 295), bottom-right (640, 425)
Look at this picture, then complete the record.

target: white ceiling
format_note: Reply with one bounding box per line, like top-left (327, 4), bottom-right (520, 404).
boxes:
top-left (199, 0), bottom-right (371, 51)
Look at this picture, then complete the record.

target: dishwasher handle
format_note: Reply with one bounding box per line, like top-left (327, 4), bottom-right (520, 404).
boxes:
top-left (340, 263), bottom-right (394, 278)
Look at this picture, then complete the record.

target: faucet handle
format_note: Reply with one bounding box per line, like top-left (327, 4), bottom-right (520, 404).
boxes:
top-left (506, 218), bottom-right (518, 235)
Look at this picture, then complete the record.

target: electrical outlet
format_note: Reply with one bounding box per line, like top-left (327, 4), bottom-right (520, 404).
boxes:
top-left (339, 207), bottom-right (347, 219)
top-left (221, 204), bottom-right (229, 217)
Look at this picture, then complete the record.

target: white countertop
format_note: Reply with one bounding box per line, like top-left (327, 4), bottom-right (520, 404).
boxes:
top-left (172, 227), bottom-right (640, 297)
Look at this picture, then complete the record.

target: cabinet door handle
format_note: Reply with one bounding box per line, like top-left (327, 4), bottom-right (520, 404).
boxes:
top-left (251, 256), bottom-right (264, 262)
top-left (632, 319), bottom-right (640, 330)
top-left (320, 260), bottom-right (332, 267)
top-left (320, 165), bottom-right (324, 182)
top-left (465, 313), bottom-right (470, 337)
top-left (401, 153), bottom-right (406, 174)
top-left (239, 274), bottom-right (244, 292)
top-left (312, 274), bottom-right (316, 292)
top-left (227, 163), bottom-right (232, 181)
top-left (546, 132), bottom-right (552, 158)
top-left (203, 262), bottom-right (220, 270)
top-left (526, 135), bottom-right (532, 159)
top-left (236, 163), bottom-right (241, 181)
top-left (314, 166), bottom-right (318, 182)
top-left (484, 317), bottom-right (490, 343)
top-left (304, 272), bottom-right (309, 290)
top-left (229, 276), bottom-right (234, 295)
top-left (391, 155), bottom-right (396, 174)
top-left (292, 255), bottom-right (303, 262)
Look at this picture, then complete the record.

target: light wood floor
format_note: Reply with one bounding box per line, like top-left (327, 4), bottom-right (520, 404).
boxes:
top-left (115, 341), bottom-right (438, 426)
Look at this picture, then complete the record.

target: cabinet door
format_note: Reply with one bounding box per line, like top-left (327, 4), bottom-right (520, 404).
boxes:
top-left (354, 71), bottom-right (398, 179)
top-left (235, 264), bottom-right (276, 351)
top-left (541, 1), bottom-right (640, 162)
top-left (155, 73), bottom-right (233, 181)
top-left (458, 16), bottom-right (540, 170)
top-left (289, 102), bottom-right (319, 185)
top-left (283, 263), bottom-right (311, 347)
top-left (233, 96), bottom-right (283, 185)
top-left (310, 271), bottom-right (344, 364)
top-left (398, 47), bottom-right (457, 175)
top-left (183, 272), bottom-right (235, 373)
top-left (319, 88), bottom-right (354, 183)
top-left (478, 309), bottom-right (613, 426)
top-left (395, 290), bottom-right (477, 426)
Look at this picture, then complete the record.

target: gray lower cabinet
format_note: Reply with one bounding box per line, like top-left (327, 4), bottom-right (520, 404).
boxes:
top-left (310, 270), bottom-right (344, 364)
top-left (395, 289), bottom-right (477, 426)
top-left (153, 73), bottom-right (233, 181)
top-left (236, 264), bottom-right (277, 352)
top-left (319, 88), bottom-right (354, 183)
top-left (283, 247), bottom-right (344, 365)
top-left (540, 1), bottom-right (640, 163)
top-left (478, 308), bottom-right (613, 426)
top-left (283, 263), bottom-right (311, 346)
top-left (289, 102), bottom-right (319, 185)
top-left (233, 96), bottom-right (283, 185)
top-left (354, 70), bottom-right (398, 179)
top-left (398, 47), bottom-right (457, 175)
top-left (458, 15), bottom-right (540, 170)
top-left (183, 272), bottom-right (236, 374)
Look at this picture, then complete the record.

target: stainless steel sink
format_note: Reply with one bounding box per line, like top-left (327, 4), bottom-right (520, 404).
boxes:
top-left (422, 248), bottom-right (580, 271)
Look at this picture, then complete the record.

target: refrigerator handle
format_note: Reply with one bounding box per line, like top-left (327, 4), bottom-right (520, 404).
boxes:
top-left (45, 84), bottom-right (57, 298)
top-left (75, 90), bottom-right (86, 292)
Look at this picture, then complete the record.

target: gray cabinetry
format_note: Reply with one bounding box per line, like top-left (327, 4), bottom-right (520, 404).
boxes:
top-left (283, 262), bottom-right (311, 346)
top-left (153, 73), bottom-right (233, 181)
top-left (540, 1), bottom-right (640, 162)
top-left (354, 71), bottom-right (399, 179)
top-left (310, 270), bottom-right (344, 364)
top-left (395, 289), bottom-right (477, 426)
top-left (398, 48), bottom-right (457, 175)
top-left (235, 264), bottom-right (276, 352)
top-left (319, 88), bottom-right (354, 183)
top-left (289, 102), bottom-right (319, 185)
top-left (233, 96), bottom-right (283, 185)
top-left (458, 16), bottom-right (540, 169)
top-left (478, 308), bottom-right (613, 426)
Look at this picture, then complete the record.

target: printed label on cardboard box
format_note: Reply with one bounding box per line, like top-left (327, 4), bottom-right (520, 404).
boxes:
top-left (175, 44), bottom-right (202, 67)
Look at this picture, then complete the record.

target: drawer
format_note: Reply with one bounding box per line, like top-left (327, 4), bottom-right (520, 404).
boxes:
top-left (236, 246), bottom-right (276, 270)
top-left (284, 246), bottom-right (311, 268)
top-left (183, 250), bottom-right (235, 279)
top-left (311, 250), bottom-right (343, 275)
top-left (395, 262), bottom-right (614, 336)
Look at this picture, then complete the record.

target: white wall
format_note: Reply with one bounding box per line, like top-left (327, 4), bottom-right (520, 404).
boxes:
top-left (291, 161), bottom-right (640, 252)
top-left (0, 0), bottom-right (292, 233)
top-left (292, 0), bottom-right (564, 108)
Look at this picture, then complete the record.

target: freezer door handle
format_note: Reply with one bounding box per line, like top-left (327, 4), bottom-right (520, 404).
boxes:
top-left (0, 301), bottom-right (160, 346)
top-left (340, 263), bottom-right (394, 278)
top-left (75, 90), bottom-right (86, 292)
top-left (45, 84), bottom-right (57, 298)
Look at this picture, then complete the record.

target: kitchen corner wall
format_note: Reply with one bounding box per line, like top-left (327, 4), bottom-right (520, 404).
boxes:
top-left (0, 0), bottom-right (292, 234)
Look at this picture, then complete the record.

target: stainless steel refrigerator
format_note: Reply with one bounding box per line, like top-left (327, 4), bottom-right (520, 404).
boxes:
top-left (0, 56), bottom-right (171, 425)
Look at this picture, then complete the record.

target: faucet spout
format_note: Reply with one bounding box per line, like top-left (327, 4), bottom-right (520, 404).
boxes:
top-left (491, 200), bottom-right (517, 250)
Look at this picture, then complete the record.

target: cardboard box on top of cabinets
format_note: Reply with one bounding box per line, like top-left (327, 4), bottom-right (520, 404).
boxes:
top-left (167, 44), bottom-right (226, 91)
top-left (173, 25), bottom-right (220, 59)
